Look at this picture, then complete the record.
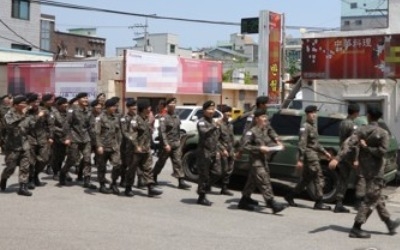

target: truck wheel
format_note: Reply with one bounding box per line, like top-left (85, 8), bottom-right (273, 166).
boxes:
top-left (182, 150), bottom-right (199, 182)
top-left (306, 164), bottom-right (340, 203)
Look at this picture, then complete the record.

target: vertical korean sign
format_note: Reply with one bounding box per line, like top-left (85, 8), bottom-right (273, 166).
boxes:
top-left (268, 12), bottom-right (282, 104)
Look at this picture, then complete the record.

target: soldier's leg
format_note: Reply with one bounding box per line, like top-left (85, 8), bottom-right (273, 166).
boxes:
top-left (152, 148), bottom-right (170, 182)
top-left (196, 155), bottom-right (212, 206)
top-left (81, 142), bottom-right (96, 189)
top-left (209, 153), bottom-right (222, 188)
top-left (17, 151), bottom-right (32, 196)
top-left (139, 153), bottom-right (162, 197)
top-left (334, 161), bottom-right (351, 213)
top-left (0, 151), bottom-right (19, 190)
top-left (96, 151), bottom-right (108, 184)
top-left (309, 161), bottom-right (330, 210)
top-left (34, 144), bottom-right (51, 186)
top-left (27, 146), bottom-right (37, 189)
top-left (124, 153), bottom-right (139, 197)
top-left (110, 150), bottom-right (122, 195)
top-left (354, 172), bottom-right (366, 209)
top-left (285, 163), bottom-right (314, 207)
top-left (170, 147), bottom-right (190, 189)
top-left (60, 143), bottom-right (80, 185)
top-left (51, 142), bottom-right (65, 177)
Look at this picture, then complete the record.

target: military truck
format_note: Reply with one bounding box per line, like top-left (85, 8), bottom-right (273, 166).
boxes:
top-left (181, 108), bottom-right (398, 202)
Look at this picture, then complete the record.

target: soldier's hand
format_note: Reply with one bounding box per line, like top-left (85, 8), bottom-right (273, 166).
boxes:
top-left (97, 146), bottom-right (104, 155)
top-left (260, 146), bottom-right (269, 153)
top-left (353, 161), bottom-right (359, 169)
top-left (135, 146), bottom-right (142, 153)
top-left (222, 150), bottom-right (229, 157)
top-left (296, 160), bottom-right (303, 169)
top-left (325, 152), bottom-right (332, 160)
top-left (64, 139), bottom-right (71, 146)
top-left (164, 144), bottom-right (171, 153)
top-left (360, 139), bottom-right (367, 148)
top-left (38, 111), bottom-right (45, 117)
top-left (48, 138), bottom-right (54, 145)
top-left (328, 159), bottom-right (338, 170)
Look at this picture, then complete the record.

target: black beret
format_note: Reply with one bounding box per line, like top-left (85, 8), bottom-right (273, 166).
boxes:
top-left (202, 100), bottom-right (215, 110)
top-left (42, 93), bottom-right (54, 102)
top-left (166, 98), bottom-right (176, 105)
top-left (221, 105), bottom-right (232, 113)
top-left (26, 93), bottom-right (39, 103)
top-left (13, 95), bottom-right (26, 105)
top-left (76, 92), bottom-right (88, 99)
top-left (0, 94), bottom-right (10, 100)
top-left (104, 98), bottom-right (118, 108)
top-left (54, 96), bottom-right (62, 103)
top-left (137, 99), bottom-right (151, 112)
top-left (254, 108), bottom-right (266, 118)
top-left (110, 96), bottom-right (120, 102)
top-left (68, 97), bottom-right (78, 105)
top-left (97, 93), bottom-right (106, 99)
top-left (56, 97), bottom-right (68, 106)
top-left (256, 96), bottom-right (269, 106)
top-left (347, 102), bottom-right (360, 114)
top-left (90, 100), bottom-right (100, 107)
top-left (305, 105), bottom-right (318, 113)
top-left (126, 99), bottom-right (137, 107)
top-left (367, 104), bottom-right (382, 119)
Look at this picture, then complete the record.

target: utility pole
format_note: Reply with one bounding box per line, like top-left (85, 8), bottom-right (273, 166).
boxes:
top-left (129, 15), bottom-right (156, 52)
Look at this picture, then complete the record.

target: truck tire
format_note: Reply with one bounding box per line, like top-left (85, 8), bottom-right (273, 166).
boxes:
top-left (306, 164), bottom-right (340, 203)
top-left (182, 150), bottom-right (199, 182)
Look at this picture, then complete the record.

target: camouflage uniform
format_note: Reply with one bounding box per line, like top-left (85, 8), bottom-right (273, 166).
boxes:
top-left (0, 103), bottom-right (10, 150)
top-left (120, 113), bottom-right (136, 183)
top-left (95, 111), bottom-right (122, 184)
top-left (153, 112), bottom-right (185, 179)
top-left (196, 116), bottom-right (222, 195)
top-left (219, 118), bottom-right (235, 188)
top-left (52, 106), bottom-right (68, 176)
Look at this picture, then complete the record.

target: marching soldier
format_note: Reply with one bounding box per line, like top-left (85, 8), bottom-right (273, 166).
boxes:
top-left (285, 105), bottom-right (332, 210)
top-left (124, 99), bottom-right (162, 197)
top-left (217, 105), bottom-right (235, 196)
top-left (347, 105), bottom-right (400, 238)
top-left (240, 109), bottom-right (286, 214)
top-left (60, 92), bottom-right (97, 190)
top-left (0, 95), bottom-right (32, 196)
top-left (0, 94), bottom-right (12, 153)
top-left (95, 98), bottom-right (122, 195)
top-left (196, 100), bottom-right (222, 206)
top-left (153, 97), bottom-right (191, 189)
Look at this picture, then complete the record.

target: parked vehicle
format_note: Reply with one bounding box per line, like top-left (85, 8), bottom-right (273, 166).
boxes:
top-left (181, 108), bottom-right (399, 202)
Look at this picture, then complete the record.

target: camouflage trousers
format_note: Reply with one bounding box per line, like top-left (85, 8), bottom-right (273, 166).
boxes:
top-left (29, 143), bottom-right (51, 177)
top-left (355, 177), bottom-right (390, 224)
top-left (196, 151), bottom-right (221, 195)
top-left (61, 142), bottom-right (92, 177)
top-left (97, 150), bottom-right (121, 183)
top-left (242, 163), bottom-right (274, 201)
top-left (293, 160), bottom-right (324, 200)
top-left (153, 146), bottom-right (185, 179)
top-left (125, 152), bottom-right (154, 187)
top-left (52, 141), bottom-right (66, 175)
top-left (220, 155), bottom-right (234, 185)
top-left (1, 150), bottom-right (30, 183)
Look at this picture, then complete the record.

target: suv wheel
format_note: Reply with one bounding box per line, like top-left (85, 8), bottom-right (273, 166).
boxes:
top-left (182, 150), bottom-right (199, 182)
top-left (306, 164), bottom-right (339, 203)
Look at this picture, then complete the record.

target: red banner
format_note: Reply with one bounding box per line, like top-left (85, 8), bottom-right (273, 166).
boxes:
top-left (301, 35), bottom-right (400, 79)
top-left (268, 12), bottom-right (282, 103)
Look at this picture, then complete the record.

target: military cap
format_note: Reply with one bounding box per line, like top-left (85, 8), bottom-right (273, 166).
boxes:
top-left (26, 93), bottom-right (39, 103)
top-left (0, 94), bottom-right (11, 100)
top-left (90, 99), bottom-right (100, 107)
top-left (166, 97), bottom-right (176, 105)
top-left (13, 95), bottom-right (27, 105)
top-left (304, 105), bottom-right (318, 113)
top-left (54, 96), bottom-right (62, 103)
top-left (75, 92), bottom-right (88, 99)
top-left (104, 98), bottom-right (119, 108)
top-left (221, 105), bottom-right (232, 113)
top-left (256, 96), bottom-right (269, 106)
top-left (347, 102), bottom-right (360, 114)
top-left (56, 97), bottom-right (68, 106)
top-left (42, 93), bottom-right (54, 102)
top-left (137, 99), bottom-right (151, 112)
top-left (126, 99), bottom-right (137, 107)
top-left (367, 104), bottom-right (382, 120)
top-left (202, 100), bottom-right (215, 110)
top-left (254, 108), bottom-right (267, 118)
top-left (68, 97), bottom-right (78, 105)
top-left (110, 96), bottom-right (120, 102)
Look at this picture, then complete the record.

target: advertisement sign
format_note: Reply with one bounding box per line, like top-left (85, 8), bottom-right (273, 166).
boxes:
top-left (267, 12), bottom-right (282, 104)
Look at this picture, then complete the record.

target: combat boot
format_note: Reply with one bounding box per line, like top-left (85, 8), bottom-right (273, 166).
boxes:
top-left (220, 185), bottom-right (233, 196)
top-left (178, 178), bottom-right (191, 190)
top-left (148, 184), bottom-right (162, 197)
top-left (83, 176), bottom-right (97, 190)
top-left (17, 183), bottom-right (32, 197)
top-left (284, 193), bottom-right (298, 207)
top-left (247, 197), bottom-right (259, 206)
top-left (34, 173), bottom-right (45, 187)
top-left (124, 186), bottom-right (135, 197)
top-left (59, 172), bottom-right (66, 186)
top-left (334, 201), bottom-right (350, 213)
top-left (137, 177), bottom-right (146, 190)
top-left (119, 176), bottom-right (126, 188)
top-left (349, 222), bottom-right (370, 238)
top-left (99, 182), bottom-right (112, 194)
top-left (65, 173), bottom-right (73, 182)
top-left (0, 178), bottom-right (7, 191)
top-left (110, 181), bottom-right (120, 195)
top-left (76, 173), bottom-right (83, 182)
top-left (153, 174), bottom-right (158, 185)
top-left (27, 176), bottom-right (35, 190)
top-left (238, 196), bottom-right (255, 211)
top-left (313, 200), bottom-right (331, 210)
top-left (197, 194), bottom-right (212, 206)
top-left (267, 199), bottom-right (287, 214)
top-left (385, 218), bottom-right (400, 235)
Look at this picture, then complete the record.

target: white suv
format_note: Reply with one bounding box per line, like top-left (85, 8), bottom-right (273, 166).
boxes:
top-left (153, 105), bottom-right (223, 145)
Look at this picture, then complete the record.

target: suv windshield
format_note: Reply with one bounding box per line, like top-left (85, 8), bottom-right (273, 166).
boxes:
top-left (270, 114), bottom-right (302, 136)
top-left (317, 117), bottom-right (341, 136)
top-left (175, 108), bottom-right (192, 120)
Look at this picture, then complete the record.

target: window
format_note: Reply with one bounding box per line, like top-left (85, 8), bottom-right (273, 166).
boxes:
top-left (40, 20), bottom-right (51, 51)
top-left (11, 43), bottom-right (31, 51)
top-left (350, 2), bottom-right (357, 9)
top-left (343, 20), bottom-right (350, 26)
top-left (12, 0), bottom-right (30, 20)
top-left (355, 20), bottom-right (362, 25)
top-left (75, 48), bottom-right (85, 57)
top-left (270, 114), bottom-right (302, 136)
top-left (317, 117), bottom-right (341, 136)
top-left (170, 44), bottom-right (176, 54)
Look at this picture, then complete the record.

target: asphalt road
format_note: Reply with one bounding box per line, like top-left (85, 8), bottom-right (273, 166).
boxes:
top-left (0, 156), bottom-right (399, 250)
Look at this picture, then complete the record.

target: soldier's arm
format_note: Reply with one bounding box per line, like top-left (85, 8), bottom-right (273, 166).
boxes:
top-left (242, 130), bottom-right (262, 154)
top-left (365, 131), bottom-right (389, 157)
top-left (47, 113), bottom-right (55, 140)
top-left (266, 124), bottom-right (280, 143)
top-left (120, 117), bottom-right (130, 140)
top-left (94, 116), bottom-right (103, 148)
top-left (159, 117), bottom-right (169, 147)
top-left (298, 124), bottom-right (308, 162)
top-left (63, 110), bottom-right (74, 141)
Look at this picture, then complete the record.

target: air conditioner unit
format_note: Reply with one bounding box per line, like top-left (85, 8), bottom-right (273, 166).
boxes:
top-left (86, 51), bottom-right (92, 56)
